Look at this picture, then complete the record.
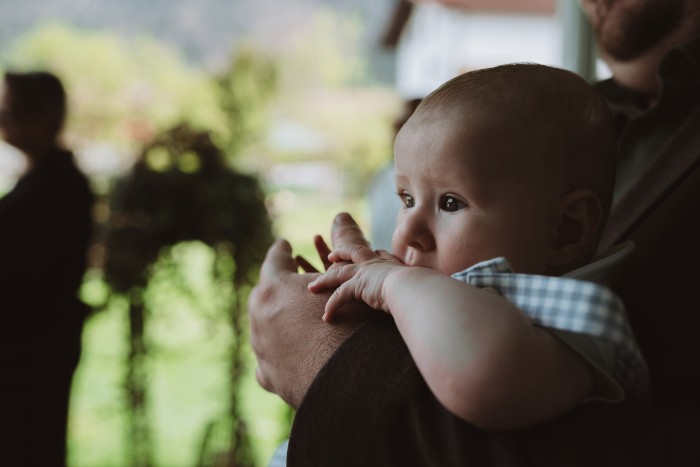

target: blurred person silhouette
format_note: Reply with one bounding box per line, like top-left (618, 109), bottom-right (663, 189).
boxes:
top-left (367, 98), bottom-right (421, 251)
top-left (0, 71), bottom-right (94, 466)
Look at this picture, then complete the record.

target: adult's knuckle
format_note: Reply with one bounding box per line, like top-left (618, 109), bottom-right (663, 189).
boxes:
top-left (248, 286), bottom-right (261, 307)
top-left (257, 282), bottom-right (278, 306)
top-left (256, 367), bottom-right (273, 392)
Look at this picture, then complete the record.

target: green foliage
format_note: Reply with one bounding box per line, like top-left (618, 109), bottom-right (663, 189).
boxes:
top-left (247, 8), bottom-right (399, 194)
top-left (2, 19), bottom-right (395, 194)
top-left (104, 124), bottom-right (272, 466)
top-left (3, 22), bottom-right (226, 149)
top-left (215, 45), bottom-right (278, 162)
top-left (278, 9), bottom-right (367, 93)
top-left (5, 22), bottom-right (133, 144)
top-left (105, 123), bottom-right (272, 291)
top-left (299, 88), bottom-right (400, 196)
top-left (267, 87), bottom-right (401, 197)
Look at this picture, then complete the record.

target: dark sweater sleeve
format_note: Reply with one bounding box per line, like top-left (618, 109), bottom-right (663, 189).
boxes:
top-left (287, 314), bottom-right (699, 467)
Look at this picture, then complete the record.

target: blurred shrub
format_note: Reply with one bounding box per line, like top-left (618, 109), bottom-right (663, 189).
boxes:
top-left (104, 124), bottom-right (273, 466)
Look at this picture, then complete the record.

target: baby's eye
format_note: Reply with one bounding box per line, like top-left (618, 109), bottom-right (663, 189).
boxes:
top-left (439, 195), bottom-right (467, 212)
top-left (399, 193), bottom-right (415, 208)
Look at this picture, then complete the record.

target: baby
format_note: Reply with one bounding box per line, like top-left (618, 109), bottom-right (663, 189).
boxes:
top-left (308, 64), bottom-right (649, 431)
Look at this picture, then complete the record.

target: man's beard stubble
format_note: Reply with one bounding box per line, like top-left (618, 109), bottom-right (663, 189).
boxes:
top-left (593, 0), bottom-right (685, 61)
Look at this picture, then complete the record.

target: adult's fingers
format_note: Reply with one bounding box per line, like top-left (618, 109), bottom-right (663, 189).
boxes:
top-left (331, 212), bottom-right (371, 250)
top-left (313, 235), bottom-right (333, 270)
top-left (296, 255), bottom-right (320, 273)
top-left (261, 239), bottom-right (299, 278)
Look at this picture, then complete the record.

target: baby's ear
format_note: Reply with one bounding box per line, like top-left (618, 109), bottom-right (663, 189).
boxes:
top-left (547, 189), bottom-right (603, 273)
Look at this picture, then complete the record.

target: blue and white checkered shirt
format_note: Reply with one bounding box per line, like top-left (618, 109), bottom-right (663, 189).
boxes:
top-left (452, 256), bottom-right (650, 402)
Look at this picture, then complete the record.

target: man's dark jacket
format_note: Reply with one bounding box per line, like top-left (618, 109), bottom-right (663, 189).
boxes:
top-left (0, 149), bottom-right (93, 466)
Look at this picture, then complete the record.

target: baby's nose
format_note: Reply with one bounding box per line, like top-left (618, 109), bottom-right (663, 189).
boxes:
top-left (396, 212), bottom-right (435, 252)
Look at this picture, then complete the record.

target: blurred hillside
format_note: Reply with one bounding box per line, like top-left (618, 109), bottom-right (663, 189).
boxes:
top-left (0, 0), bottom-right (396, 80)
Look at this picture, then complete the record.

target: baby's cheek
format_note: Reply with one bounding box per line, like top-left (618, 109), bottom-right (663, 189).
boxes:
top-left (438, 251), bottom-right (483, 276)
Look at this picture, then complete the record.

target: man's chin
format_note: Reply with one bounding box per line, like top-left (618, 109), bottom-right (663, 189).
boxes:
top-left (600, 36), bottom-right (657, 62)
top-left (595, 1), bottom-right (684, 63)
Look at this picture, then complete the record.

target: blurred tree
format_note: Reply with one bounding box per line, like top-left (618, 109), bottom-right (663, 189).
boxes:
top-left (280, 9), bottom-right (367, 91)
top-left (215, 44), bottom-right (278, 163)
top-left (3, 22), bottom-right (227, 151)
top-left (2, 19), bottom-right (395, 195)
top-left (261, 8), bottom-right (399, 196)
top-left (105, 124), bottom-right (273, 467)
top-left (301, 88), bottom-right (399, 196)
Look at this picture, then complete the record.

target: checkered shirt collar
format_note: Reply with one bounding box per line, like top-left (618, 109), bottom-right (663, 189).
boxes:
top-left (451, 248), bottom-right (649, 401)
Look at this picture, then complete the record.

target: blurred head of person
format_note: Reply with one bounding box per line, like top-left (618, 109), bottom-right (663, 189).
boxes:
top-left (0, 71), bottom-right (67, 162)
top-left (578, 0), bottom-right (693, 62)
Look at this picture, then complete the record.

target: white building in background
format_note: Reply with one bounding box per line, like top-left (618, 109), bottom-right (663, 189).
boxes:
top-left (389, 0), bottom-right (605, 99)
top-left (395, 1), bottom-right (561, 99)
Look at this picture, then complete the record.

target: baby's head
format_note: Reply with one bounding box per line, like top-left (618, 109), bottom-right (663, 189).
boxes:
top-left (392, 63), bottom-right (616, 276)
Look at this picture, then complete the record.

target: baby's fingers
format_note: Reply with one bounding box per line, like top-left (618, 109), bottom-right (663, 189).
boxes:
top-left (307, 263), bottom-right (354, 293)
top-left (328, 244), bottom-right (377, 264)
top-left (375, 249), bottom-right (400, 261)
top-left (322, 281), bottom-right (357, 322)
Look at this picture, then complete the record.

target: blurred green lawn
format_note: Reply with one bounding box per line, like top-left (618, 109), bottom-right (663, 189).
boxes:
top-left (68, 191), bottom-right (369, 467)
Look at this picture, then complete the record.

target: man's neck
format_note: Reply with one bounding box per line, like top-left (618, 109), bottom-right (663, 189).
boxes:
top-left (603, 53), bottom-right (661, 106)
top-left (22, 141), bottom-right (59, 169)
top-left (603, 19), bottom-right (700, 107)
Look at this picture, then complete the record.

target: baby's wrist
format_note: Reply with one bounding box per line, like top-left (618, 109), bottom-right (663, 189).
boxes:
top-left (382, 265), bottom-right (428, 308)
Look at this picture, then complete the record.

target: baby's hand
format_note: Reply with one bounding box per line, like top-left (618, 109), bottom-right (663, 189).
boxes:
top-left (297, 212), bottom-right (372, 273)
top-left (308, 245), bottom-right (405, 322)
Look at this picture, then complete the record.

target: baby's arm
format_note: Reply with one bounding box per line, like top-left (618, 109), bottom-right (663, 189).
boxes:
top-left (310, 246), bottom-right (594, 431)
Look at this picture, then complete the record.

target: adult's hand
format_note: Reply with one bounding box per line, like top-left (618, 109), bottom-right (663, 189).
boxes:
top-left (296, 212), bottom-right (373, 273)
top-left (249, 235), bottom-right (373, 408)
top-left (330, 212), bottom-right (371, 250)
